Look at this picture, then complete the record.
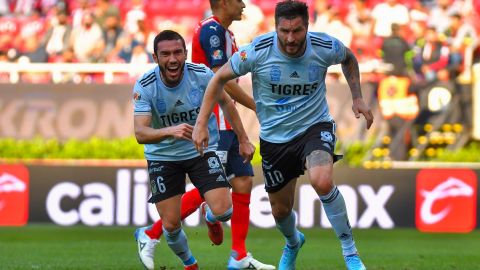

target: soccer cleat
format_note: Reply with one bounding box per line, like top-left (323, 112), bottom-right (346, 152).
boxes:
top-left (227, 252), bottom-right (276, 270)
top-left (134, 226), bottom-right (159, 270)
top-left (278, 231), bottom-right (305, 270)
top-left (344, 254), bottom-right (366, 270)
top-left (184, 262), bottom-right (199, 270)
top-left (200, 202), bottom-right (224, 245)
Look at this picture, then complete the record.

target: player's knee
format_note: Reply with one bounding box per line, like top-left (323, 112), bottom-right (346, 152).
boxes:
top-left (162, 221), bottom-right (181, 233)
top-left (271, 206), bottom-right (291, 220)
top-left (215, 206), bottom-right (233, 222)
top-left (310, 175), bottom-right (333, 195)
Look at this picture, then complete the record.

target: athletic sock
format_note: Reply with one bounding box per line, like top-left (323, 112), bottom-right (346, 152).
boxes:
top-left (320, 186), bottom-right (357, 256)
top-left (231, 192), bottom-right (250, 260)
top-left (146, 188), bottom-right (203, 240)
top-left (275, 211), bottom-right (299, 248)
top-left (163, 226), bottom-right (193, 263)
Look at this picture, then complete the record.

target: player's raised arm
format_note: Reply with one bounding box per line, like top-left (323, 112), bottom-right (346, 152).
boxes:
top-left (193, 63), bottom-right (238, 155)
top-left (341, 47), bottom-right (374, 129)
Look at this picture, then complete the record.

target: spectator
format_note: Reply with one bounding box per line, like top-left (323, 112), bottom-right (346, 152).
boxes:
top-left (413, 27), bottom-right (450, 82)
top-left (69, 12), bottom-right (104, 62)
top-left (123, 0), bottom-right (146, 35)
top-left (444, 13), bottom-right (479, 81)
top-left (42, 10), bottom-right (72, 58)
top-left (381, 24), bottom-right (411, 77)
top-left (428, 0), bottom-right (463, 33)
top-left (72, 0), bottom-right (91, 28)
top-left (371, 0), bottom-right (409, 38)
top-left (100, 14), bottom-right (123, 59)
top-left (93, 0), bottom-right (120, 31)
top-left (0, 0), bottom-right (9, 15)
top-left (346, 0), bottom-right (374, 60)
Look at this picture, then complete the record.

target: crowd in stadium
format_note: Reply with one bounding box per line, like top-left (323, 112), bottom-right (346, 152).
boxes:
top-left (0, 0), bottom-right (479, 84)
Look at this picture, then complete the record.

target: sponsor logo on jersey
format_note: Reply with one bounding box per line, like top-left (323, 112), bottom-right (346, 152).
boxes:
top-left (189, 88), bottom-right (202, 107)
top-left (416, 169), bottom-right (477, 232)
top-left (270, 83), bottom-right (319, 96)
top-left (159, 107), bottom-right (201, 126)
top-left (175, 99), bottom-right (184, 107)
top-left (157, 98), bottom-right (167, 113)
top-left (320, 131), bottom-right (333, 142)
top-left (0, 165), bottom-right (29, 226)
top-left (212, 49), bottom-right (223, 60)
top-left (209, 25), bottom-right (218, 31)
top-left (210, 35), bottom-right (220, 48)
top-left (308, 63), bottom-right (320, 82)
top-left (133, 92), bottom-right (141, 102)
top-left (289, 71), bottom-right (300, 78)
top-left (240, 50), bottom-right (247, 62)
top-left (270, 65), bottom-right (281, 82)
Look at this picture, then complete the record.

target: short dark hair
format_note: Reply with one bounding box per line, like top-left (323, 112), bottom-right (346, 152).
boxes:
top-left (209, 0), bottom-right (220, 8)
top-left (275, 0), bottom-right (309, 27)
top-left (153, 30), bottom-right (186, 54)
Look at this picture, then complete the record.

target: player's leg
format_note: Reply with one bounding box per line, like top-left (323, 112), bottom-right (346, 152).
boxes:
top-left (145, 188), bottom-right (204, 240)
top-left (187, 152), bottom-right (233, 233)
top-left (157, 195), bottom-right (198, 269)
top-left (260, 137), bottom-right (305, 270)
top-left (268, 178), bottom-right (305, 270)
top-left (304, 122), bottom-right (365, 270)
top-left (136, 160), bottom-right (197, 270)
top-left (220, 131), bottom-right (274, 269)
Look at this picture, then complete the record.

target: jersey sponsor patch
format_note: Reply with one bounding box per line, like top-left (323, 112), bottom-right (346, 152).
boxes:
top-left (240, 50), bottom-right (247, 62)
top-left (189, 88), bottom-right (202, 107)
top-left (308, 63), bottom-right (320, 82)
top-left (157, 98), bottom-right (167, 113)
top-left (210, 35), bottom-right (220, 48)
top-left (133, 91), bottom-right (141, 102)
top-left (215, 150), bottom-right (228, 164)
top-left (212, 49), bottom-right (223, 60)
top-left (270, 65), bottom-right (281, 82)
top-left (320, 131), bottom-right (333, 142)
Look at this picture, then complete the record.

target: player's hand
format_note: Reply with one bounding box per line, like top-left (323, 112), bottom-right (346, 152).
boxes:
top-left (352, 97), bottom-right (373, 129)
top-left (168, 123), bottom-right (194, 141)
top-left (239, 140), bottom-right (255, 163)
top-left (192, 123), bottom-right (209, 156)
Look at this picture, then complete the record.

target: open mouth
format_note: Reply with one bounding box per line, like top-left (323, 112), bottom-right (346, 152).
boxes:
top-left (166, 65), bottom-right (181, 77)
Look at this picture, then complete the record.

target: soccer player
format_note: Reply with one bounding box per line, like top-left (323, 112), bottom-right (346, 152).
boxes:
top-left (192, 1), bottom-right (373, 270)
top-left (135, 1), bottom-right (275, 269)
top-left (132, 30), bottom-right (255, 270)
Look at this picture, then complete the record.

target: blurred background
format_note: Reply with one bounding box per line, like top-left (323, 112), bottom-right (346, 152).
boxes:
top-left (0, 0), bottom-right (479, 233)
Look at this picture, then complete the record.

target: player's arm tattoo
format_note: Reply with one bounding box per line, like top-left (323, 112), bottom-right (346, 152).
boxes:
top-left (341, 48), bottom-right (362, 99)
top-left (306, 150), bottom-right (332, 169)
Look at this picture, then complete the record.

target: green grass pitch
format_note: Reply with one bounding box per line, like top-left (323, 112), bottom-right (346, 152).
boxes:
top-left (0, 225), bottom-right (479, 269)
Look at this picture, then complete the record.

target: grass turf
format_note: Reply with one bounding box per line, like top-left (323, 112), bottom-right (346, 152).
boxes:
top-left (0, 225), bottom-right (479, 269)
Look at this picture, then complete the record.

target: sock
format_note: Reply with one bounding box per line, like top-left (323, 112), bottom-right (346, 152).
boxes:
top-left (320, 186), bottom-right (357, 256)
top-left (163, 226), bottom-right (194, 264)
top-left (146, 188), bottom-right (203, 239)
top-left (275, 211), bottom-right (299, 248)
top-left (231, 192), bottom-right (250, 260)
top-left (204, 204), bottom-right (233, 223)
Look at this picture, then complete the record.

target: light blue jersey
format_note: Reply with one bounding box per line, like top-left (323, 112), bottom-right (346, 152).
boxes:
top-left (230, 31), bottom-right (346, 143)
top-left (133, 63), bottom-right (219, 161)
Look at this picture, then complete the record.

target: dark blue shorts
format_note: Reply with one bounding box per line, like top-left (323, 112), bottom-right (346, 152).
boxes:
top-left (216, 130), bottom-right (254, 180)
top-left (260, 121), bottom-right (342, 193)
top-left (147, 152), bottom-right (230, 203)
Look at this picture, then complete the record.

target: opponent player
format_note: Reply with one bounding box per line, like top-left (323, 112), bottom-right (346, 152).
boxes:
top-left (192, 1), bottom-right (373, 270)
top-left (133, 30), bottom-right (254, 270)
